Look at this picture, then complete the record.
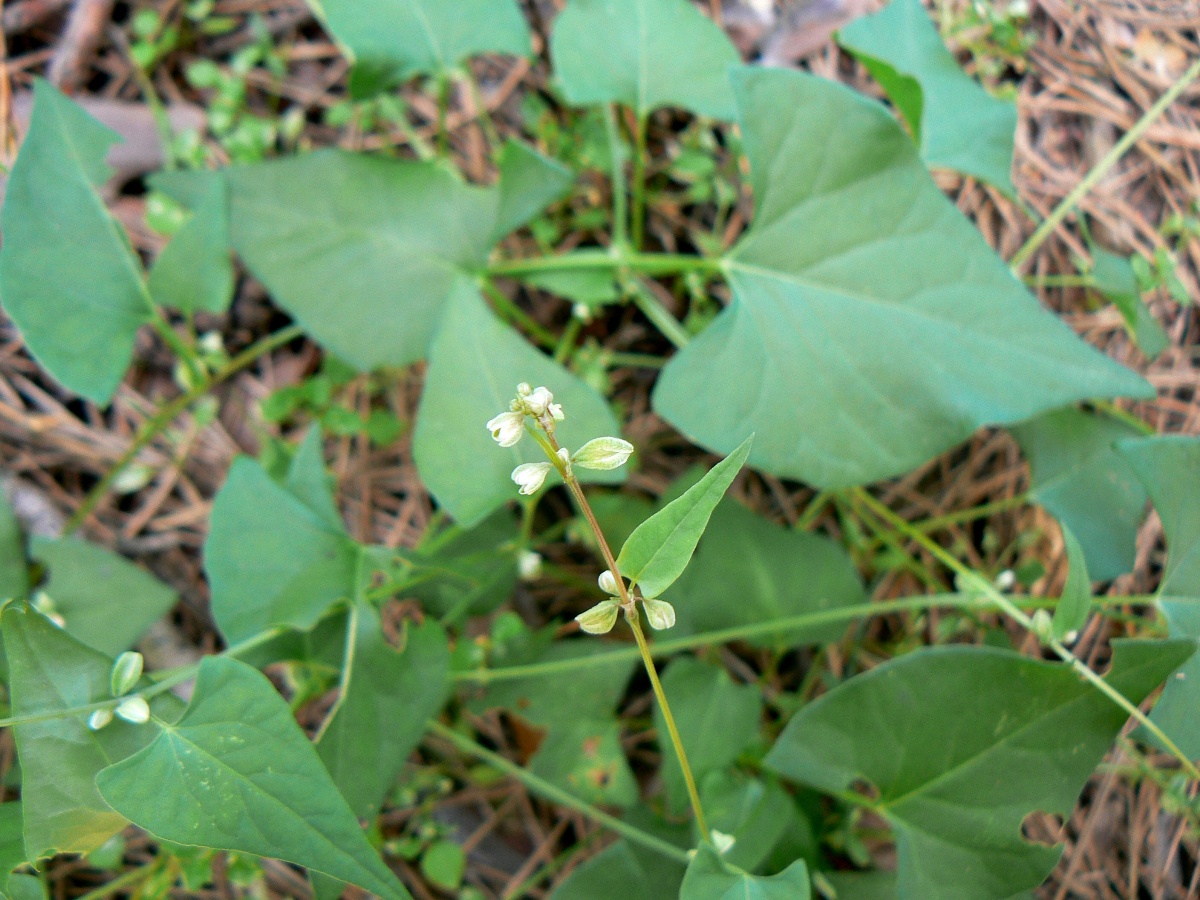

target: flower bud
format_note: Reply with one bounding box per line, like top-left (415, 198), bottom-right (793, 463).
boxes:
top-left (110, 651), bottom-right (144, 697)
top-left (487, 410), bottom-right (525, 448)
top-left (511, 462), bottom-right (552, 496)
top-left (523, 386), bottom-right (555, 416)
top-left (643, 597), bottom-right (676, 630)
top-left (598, 569), bottom-right (621, 596)
top-left (711, 830), bottom-right (736, 856)
top-left (572, 437), bottom-right (634, 471)
top-left (115, 696), bottom-right (151, 725)
top-left (88, 708), bottom-right (114, 731)
top-left (518, 551), bottom-right (543, 581)
top-left (576, 599), bottom-right (620, 635)
top-left (1030, 608), bottom-right (1054, 646)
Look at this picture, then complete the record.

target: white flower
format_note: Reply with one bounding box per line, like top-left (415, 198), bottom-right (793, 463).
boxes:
top-left (512, 462), bottom-right (552, 495)
top-left (88, 708), bottom-right (114, 731)
top-left (518, 551), bottom-right (543, 581)
top-left (576, 599), bottom-right (620, 635)
top-left (548, 402), bottom-right (564, 422)
top-left (523, 386), bottom-right (555, 416)
top-left (573, 437), bottom-right (634, 471)
top-left (556, 446), bottom-right (572, 476)
top-left (643, 597), bottom-right (676, 630)
top-left (487, 410), bottom-right (525, 448)
top-left (598, 569), bottom-right (621, 596)
top-left (115, 696), bottom-right (150, 724)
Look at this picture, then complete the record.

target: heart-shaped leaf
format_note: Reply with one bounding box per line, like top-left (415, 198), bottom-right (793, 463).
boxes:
top-left (1011, 407), bottom-right (1149, 582)
top-left (412, 281), bottom-right (623, 527)
top-left (1119, 436), bottom-right (1200, 758)
top-left (0, 80), bottom-right (152, 404)
top-left (654, 68), bottom-right (1149, 489)
top-left (665, 497), bottom-right (865, 648)
top-left (205, 430), bottom-right (363, 644)
top-left (312, 0), bottom-right (530, 89)
top-left (765, 640), bottom-right (1194, 899)
top-left (226, 151), bottom-right (497, 371)
top-left (29, 536), bottom-right (177, 657)
top-left (492, 140), bottom-right (575, 244)
top-left (550, 0), bottom-right (740, 119)
top-left (680, 844), bottom-right (810, 900)
top-left (147, 174), bottom-right (234, 315)
top-left (616, 436), bottom-right (751, 599)
top-left (96, 657), bottom-right (410, 899)
top-left (2, 605), bottom-right (180, 861)
top-left (317, 613), bottom-right (451, 820)
top-left (654, 657), bottom-right (762, 816)
top-left (837, 0), bottom-right (1017, 194)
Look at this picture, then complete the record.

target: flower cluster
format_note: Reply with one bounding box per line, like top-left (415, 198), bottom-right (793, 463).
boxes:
top-left (486, 383), bottom-right (634, 497)
top-left (576, 569), bottom-right (676, 635)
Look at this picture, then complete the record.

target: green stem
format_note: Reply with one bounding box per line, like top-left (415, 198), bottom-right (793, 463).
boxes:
top-left (630, 279), bottom-right (690, 349)
top-left (62, 323), bottom-right (304, 536)
top-left (864, 494), bottom-right (1030, 547)
top-left (72, 859), bottom-right (163, 900)
top-left (453, 593), bottom-right (1164, 685)
top-left (436, 72), bottom-right (451, 157)
top-left (1093, 399), bottom-right (1155, 435)
top-left (554, 311), bottom-right (585, 365)
top-left (425, 720), bottom-right (691, 864)
top-left (1025, 274), bottom-right (1095, 288)
top-left (480, 278), bottom-right (559, 350)
top-left (149, 313), bottom-right (204, 384)
top-left (1011, 54), bottom-right (1200, 271)
top-left (631, 114), bottom-right (648, 250)
top-left (850, 487), bottom-right (1200, 781)
top-left (488, 249), bottom-right (719, 280)
top-left (606, 105), bottom-right (629, 249)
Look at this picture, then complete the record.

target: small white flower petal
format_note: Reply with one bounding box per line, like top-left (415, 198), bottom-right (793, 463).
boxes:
top-left (575, 599), bottom-right (620, 635)
top-left (88, 708), bottom-right (114, 731)
top-left (517, 382), bottom-right (532, 397)
top-left (487, 410), bottom-right (525, 448)
top-left (518, 551), bottom-right (543, 581)
top-left (711, 830), bottom-right (736, 856)
top-left (572, 436), bottom-right (634, 471)
top-left (643, 597), bottom-right (676, 631)
top-left (115, 696), bottom-right (151, 724)
top-left (524, 386), bottom-right (554, 416)
top-left (548, 403), bottom-right (565, 422)
top-left (512, 462), bottom-right (552, 495)
top-left (598, 569), bottom-right (621, 596)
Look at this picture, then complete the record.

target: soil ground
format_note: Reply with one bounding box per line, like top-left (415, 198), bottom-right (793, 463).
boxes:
top-left (1, 0), bottom-right (1199, 897)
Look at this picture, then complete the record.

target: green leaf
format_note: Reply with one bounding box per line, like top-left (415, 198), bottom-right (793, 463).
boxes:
top-left (312, 0), bottom-right (530, 87)
top-left (317, 613), bottom-right (450, 820)
top-left (96, 657), bottom-right (410, 899)
top-left (665, 498), bottom-right (865, 648)
top-left (405, 511), bottom-right (520, 619)
top-left (551, 813), bottom-right (690, 900)
top-left (205, 430), bottom-right (362, 644)
top-left (550, 0), bottom-right (740, 119)
top-left (700, 771), bottom-right (817, 875)
top-left (837, 0), bottom-right (1017, 194)
top-left (654, 68), bottom-right (1150, 490)
top-left (521, 269), bottom-right (621, 308)
top-left (1091, 247), bottom-right (1169, 360)
top-left (29, 537), bottom-right (177, 656)
top-left (1010, 407), bottom-right (1148, 582)
top-left (147, 175), bottom-right (234, 315)
top-left (1053, 525), bottom-right (1092, 641)
top-left (0, 80), bottom-right (151, 404)
top-left (420, 840), bottom-right (465, 891)
top-left (412, 281), bottom-right (623, 527)
top-left (1118, 437), bottom-right (1200, 758)
top-left (764, 640), bottom-right (1194, 899)
top-left (654, 657), bottom-right (762, 816)
top-left (822, 872), bottom-right (897, 900)
top-left (492, 140), bottom-right (575, 244)
top-left (680, 844), bottom-right (810, 900)
top-left (2, 605), bottom-right (180, 861)
top-left (616, 436), bottom-right (751, 599)
top-left (466, 637), bottom-right (638, 806)
top-left (0, 803), bottom-right (46, 900)
top-left (227, 151), bottom-right (497, 370)
top-left (0, 495), bottom-right (28, 601)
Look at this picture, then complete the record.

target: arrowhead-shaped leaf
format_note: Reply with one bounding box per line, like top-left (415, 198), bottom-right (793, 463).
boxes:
top-left (0, 80), bottom-right (152, 404)
top-left (96, 656), bottom-right (410, 899)
top-left (837, 0), bottom-right (1017, 194)
top-left (1118, 436), bottom-right (1200, 758)
top-left (312, 0), bottom-right (530, 88)
top-left (317, 613), bottom-right (451, 820)
top-left (147, 175), bottom-right (234, 315)
top-left (765, 640), bottom-right (1194, 899)
top-left (550, 0), bottom-right (740, 119)
top-left (616, 436), bottom-right (751, 599)
top-left (492, 140), bottom-right (575, 244)
top-left (665, 497), bottom-right (865, 647)
top-left (29, 536), bottom-right (177, 656)
top-left (226, 151), bottom-right (497, 370)
top-left (654, 68), bottom-right (1150, 489)
top-left (412, 281), bottom-right (623, 526)
top-left (205, 430), bottom-right (362, 644)
top-left (680, 845), bottom-right (810, 900)
top-left (1011, 407), bottom-right (1149, 582)
top-left (2, 606), bottom-right (179, 861)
